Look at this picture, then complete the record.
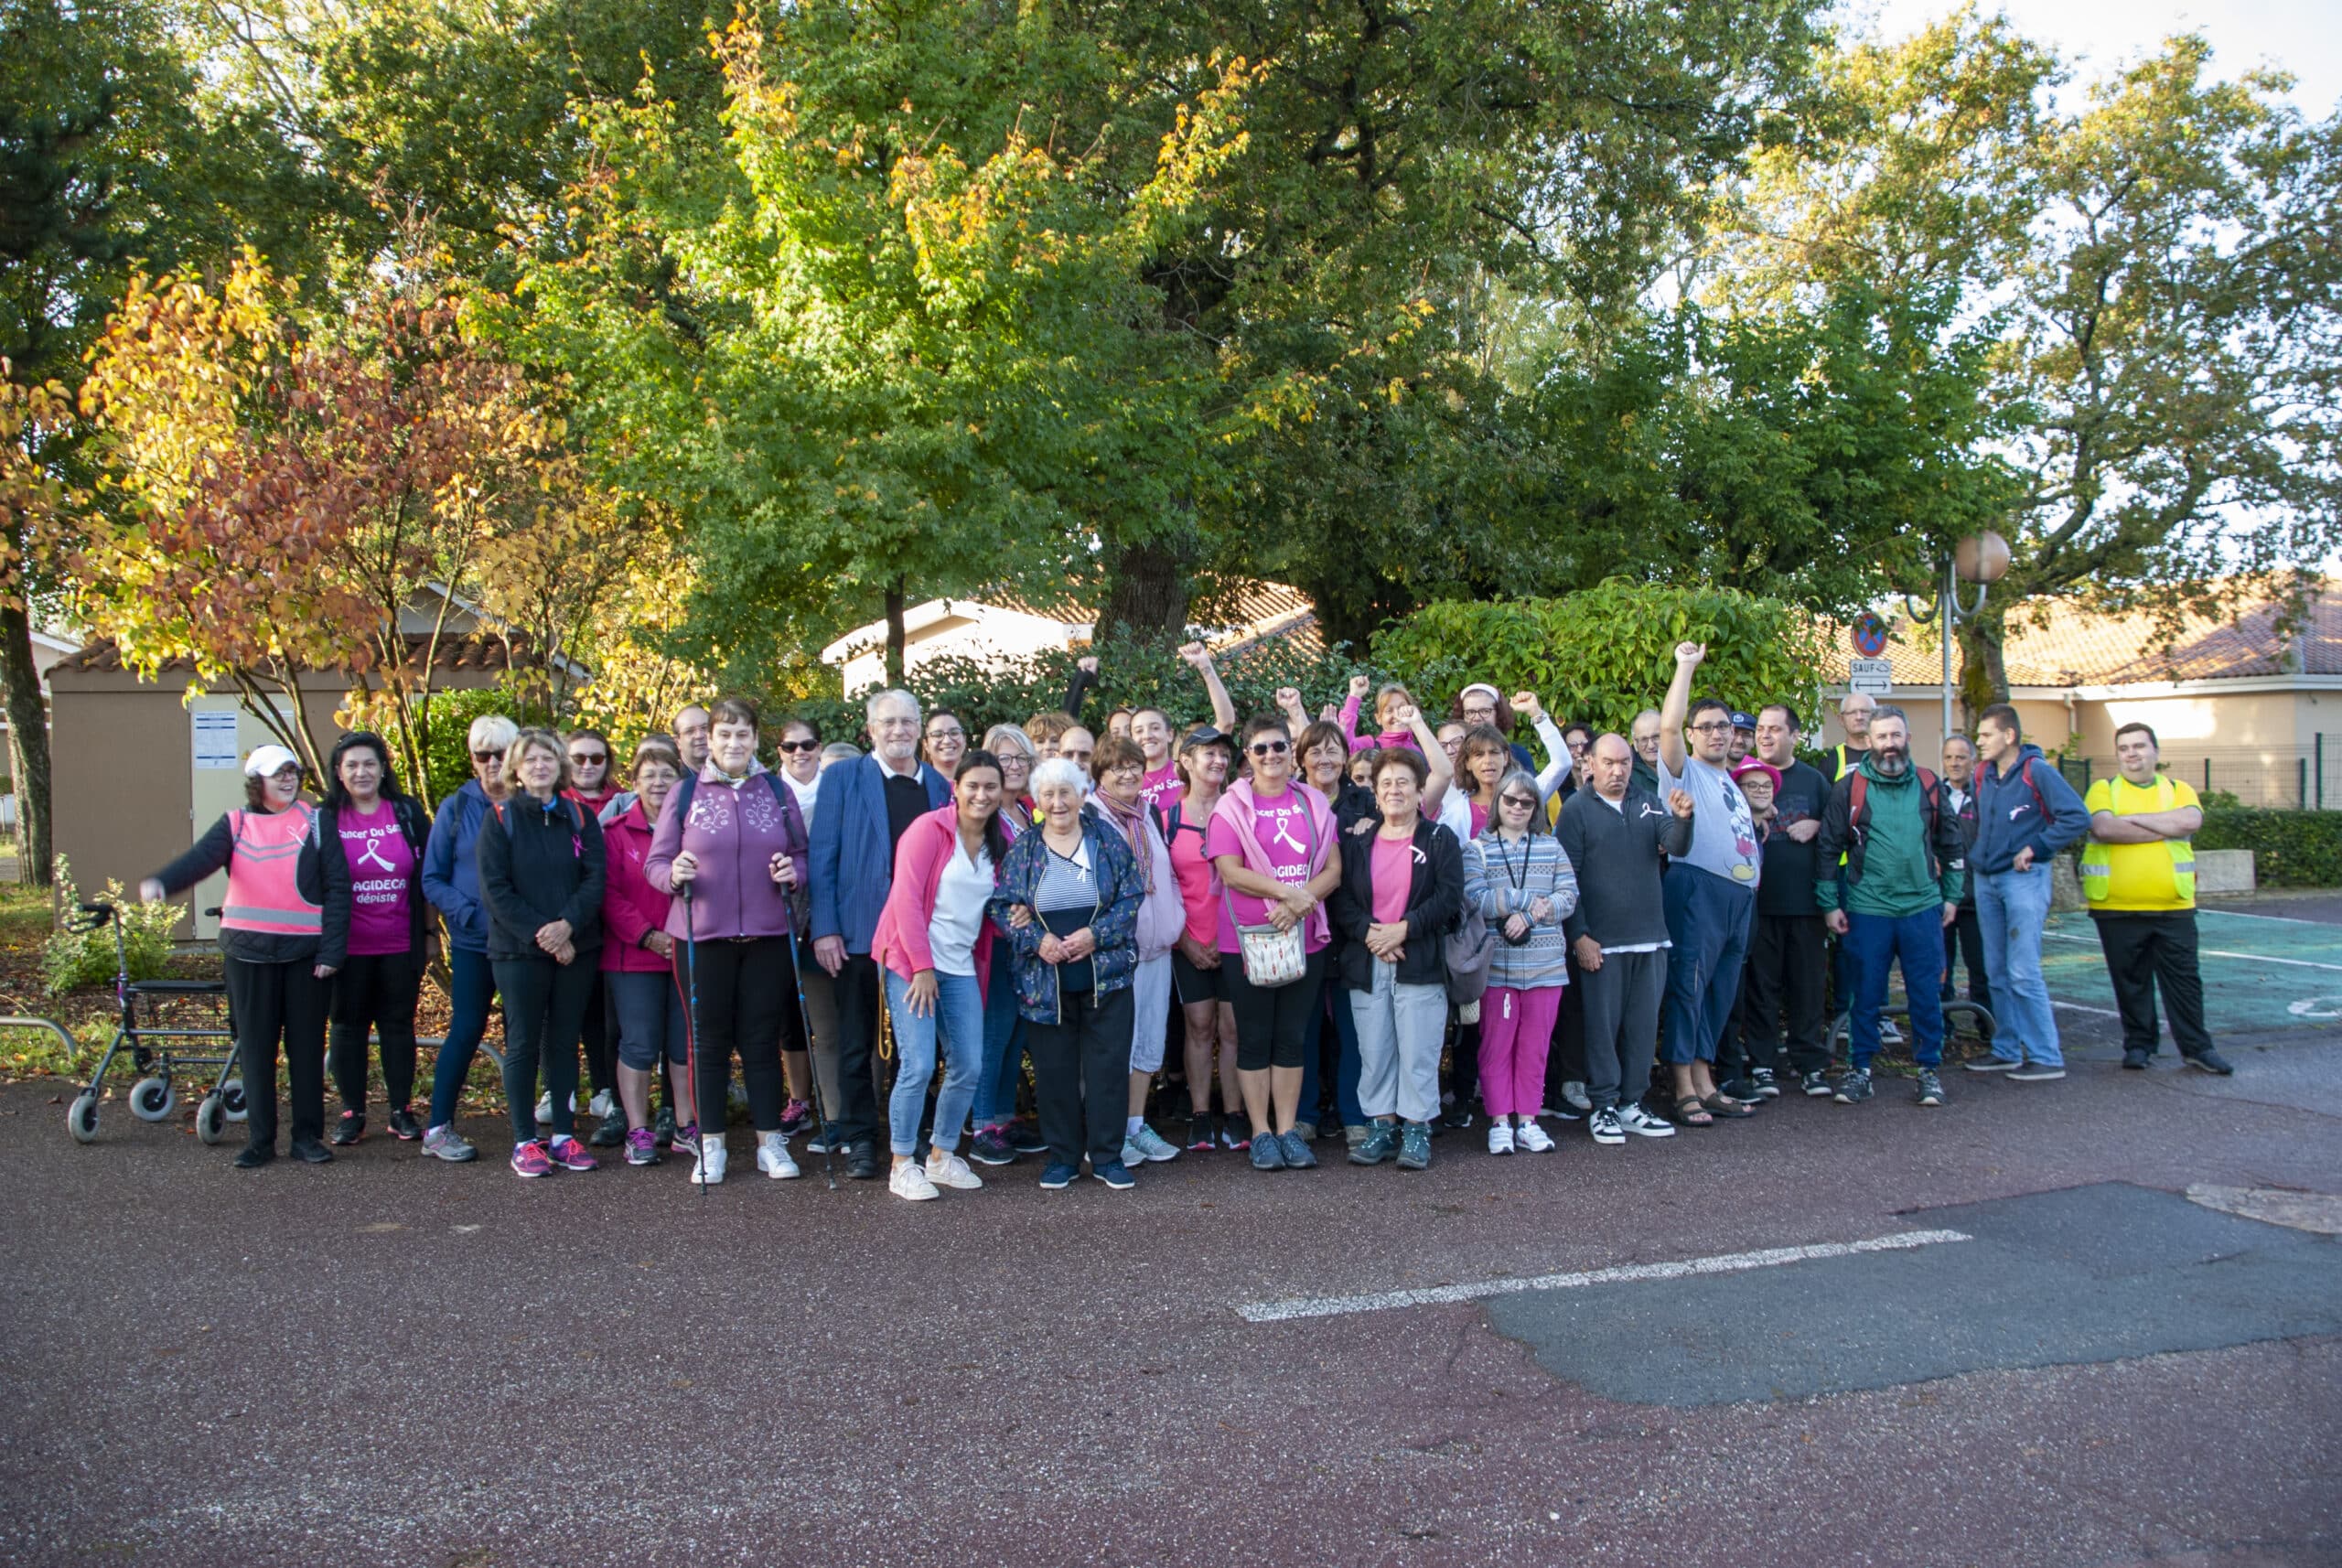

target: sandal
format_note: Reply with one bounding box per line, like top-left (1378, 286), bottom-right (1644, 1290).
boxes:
top-left (1700, 1094), bottom-right (1755, 1119)
top-left (1671, 1095), bottom-right (1714, 1127)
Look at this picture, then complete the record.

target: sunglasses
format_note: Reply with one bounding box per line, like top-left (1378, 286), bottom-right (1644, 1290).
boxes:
top-left (471, 749), bottom-right (505, 763)
top-left (1499, 794), bottom-right (1538, 810)
top-left (1249, 740), bottom-right (1290, 757)
top-left (567, 751), bottom-right (607, 767)
top-left (777, 739), bottom-right (818, 755)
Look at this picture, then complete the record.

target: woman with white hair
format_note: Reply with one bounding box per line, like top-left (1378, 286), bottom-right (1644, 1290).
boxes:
top-left (416, 712), bottom-right (520, 1163)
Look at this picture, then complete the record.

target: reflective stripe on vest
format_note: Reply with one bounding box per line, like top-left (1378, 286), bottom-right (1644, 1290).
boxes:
top-left (220, 805), bottom-right (323, 935)
top-left (2079, 776), bottom-right (2195, 905)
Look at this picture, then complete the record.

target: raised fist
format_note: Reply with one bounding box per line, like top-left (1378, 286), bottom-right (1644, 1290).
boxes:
top-left (1674, 641), bottom-right (1706, 668)
top-left (1177, 641), bottom-right (1211, 669)
top-left (1077, 655), bottom-right (1099, 674)
top-left (1509, 691), bottom-right (1542, 715)
top-left (1668, 788), bottom-right (1695, 819)
top-left (1348, 673), bottom-right (1371, 699)
top-left (1274, 685), bottom-right (1303, 710)
top-left (1393, 703), bottom-right (1420, 726)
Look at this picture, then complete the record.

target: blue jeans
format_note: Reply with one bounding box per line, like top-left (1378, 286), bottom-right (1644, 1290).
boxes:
top-left (1660, 865), bottom-right (1756, 1066)
top-left (425, 946), bottom-right (499, 1130)
top-left (1843, 908), bottom-right (1947, 1069)
top-left (972, 965), bottom-right (1029, 1128)
top-left (886, 968), bottom-right (985, 1156)
top-left (1975, 865), bottom-right (2060, 1067)
top-left (1298, 972), bottom-right (1365, 1128)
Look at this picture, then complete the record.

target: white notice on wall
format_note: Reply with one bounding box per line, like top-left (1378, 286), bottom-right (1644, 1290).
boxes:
top-left (1847, 658), bottom-right (1894, 697)
top-left (193, 710), bottom-right (241, 769)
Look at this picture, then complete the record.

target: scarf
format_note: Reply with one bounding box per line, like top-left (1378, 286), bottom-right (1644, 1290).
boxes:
top-left (1090, 789), bottom-right (1154, 892)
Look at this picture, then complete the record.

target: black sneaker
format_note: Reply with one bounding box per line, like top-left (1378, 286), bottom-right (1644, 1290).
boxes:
top-left (1219, 1115), bottom-right (1250, 1152)
top-left (232, 1145), bottom-right (274, 1169)
top-left (1749, 1068), bottom-right (1780, 1100)
top-left (1185, 1112), bottom-right (1216, 1153)
top-left (1007, 1117), bottom-right (1049, 1155)
top-left (2122, 1048), bottom-right (2151, 1069)
top-left (654, 1103), bottom-right (677, 1147)
top-left (387, 1107), bottom-right (424, 1141)
top-left (1915, 1069), bottom-right (1945, 1107)
top-left (588, 1112), bottom-right (627, 1148)
top-left (1715, 1078), bottom-right (1764, 1105)
top-left (1832, 1069), bottom-right (1874, 1105)
top-left (845, 1144), bottom-right (881, 1180)
top-left (288, 1137), bottom-right (335, 1164)
top-left (328, 1111), bottom-right (365, 1146)
top-left (1801, 1070), bottom-right (1832, 1098)
top-left (2184, 1048), bottom-right (2235, 1076)
top-left (779, 1099), bottom-right (813, 1140)
top-left (1439, 1098), bottom-right (1474, 1132)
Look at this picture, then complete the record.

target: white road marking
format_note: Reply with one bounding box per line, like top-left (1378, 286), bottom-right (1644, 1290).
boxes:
top-left (1235, 1229), bottom-right (1974, 1324)
top-left (2200, 908), bottom-right (2328, 926)
top-left (2045, 930), bottom-right (2342, 973)
top-left (2051, 1000), bottom-right (2124, 1017)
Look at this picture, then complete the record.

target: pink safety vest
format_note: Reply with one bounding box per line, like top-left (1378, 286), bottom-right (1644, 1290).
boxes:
top-left (220, 805), bottom-right (323, 936)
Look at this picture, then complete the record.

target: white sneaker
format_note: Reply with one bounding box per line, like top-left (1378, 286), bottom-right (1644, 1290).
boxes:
top-left (1617, 1105), bottom-right (1678, 1139)
top-left (756, 1132), bottom-right (800, 1180)
top-left (889, 1160), bottom-right (940, 1201)
top-left (1588, 1108), bottom-right (1626, 1145)
top-left (925, 1149), bottom-right (984, 1190)
top-left (1487, 1123), bottom-right (1514, 1155)
top-left (533, 1091), bottom-right (575, 1123)
top-left (588, 1089), bottom-right (615, 1119)
top-left (689, 1142), bottom-right (728, 1185)
top-left (1560, 1079), bottom-right (1593, 1113)
top-left (1515, 1121), bottom-right (1554, 1153)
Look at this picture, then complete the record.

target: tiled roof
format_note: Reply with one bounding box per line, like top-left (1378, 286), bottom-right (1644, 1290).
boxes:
top-left (970, 578), bottom-right (1318, 652)
top-left (53, 633), bottom-right (553, 676)
top-left (1821, 578), bottom-right (2342, 688)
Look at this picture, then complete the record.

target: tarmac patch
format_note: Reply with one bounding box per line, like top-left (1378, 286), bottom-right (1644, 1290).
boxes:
top-left (1483, 1182), bottom-right (2342, 1407)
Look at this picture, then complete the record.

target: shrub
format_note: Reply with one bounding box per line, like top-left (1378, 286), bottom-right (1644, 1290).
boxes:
top-left (1370, 579), bottom-right (1829, 740)
top-left (43, 856), bottom-right (181, 995)
top-left (2195, 807), bottom-right (2342, 888)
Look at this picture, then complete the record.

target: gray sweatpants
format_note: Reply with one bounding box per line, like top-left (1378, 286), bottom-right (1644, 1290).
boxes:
top-left (1580, 947), bottom-right (1668, 1112)
top-left (1349, 961), bottom-right (1448, 1123)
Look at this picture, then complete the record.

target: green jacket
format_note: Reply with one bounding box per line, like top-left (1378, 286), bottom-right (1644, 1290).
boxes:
top-left (1814, 756), bottom-right (1965, 918)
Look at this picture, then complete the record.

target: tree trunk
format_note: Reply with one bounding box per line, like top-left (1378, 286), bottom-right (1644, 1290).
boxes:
top-left (1096, 537), bottom-right (1191, 642)
top-left (884, 578), bottom-right (908, 689)
top-left (0, 603), bottom-right (52, 886)
top-left (1958, 609), bottom-right (2010, 717)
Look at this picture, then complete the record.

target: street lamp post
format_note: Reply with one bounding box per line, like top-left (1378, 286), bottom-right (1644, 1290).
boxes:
top-left (1903, 532), bottom-right (2009, 745)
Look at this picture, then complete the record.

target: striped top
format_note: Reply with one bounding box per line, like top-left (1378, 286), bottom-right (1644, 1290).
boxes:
top-left (1463, 829), bottom-right (1579, 990)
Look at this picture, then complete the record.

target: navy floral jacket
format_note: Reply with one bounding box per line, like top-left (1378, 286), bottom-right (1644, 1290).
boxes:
top-left (987, 816), bottom-right (1144, 1026)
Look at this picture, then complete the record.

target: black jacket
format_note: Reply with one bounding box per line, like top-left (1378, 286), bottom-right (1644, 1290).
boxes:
top-left (475, 793), bottom-right (607, 962)
top-left (1327, 818), bottom-right (1464, 992)
top-left (299, 795), bottom-right (433, 970)
top-left (1557, 786), bottom-right (1693, 950)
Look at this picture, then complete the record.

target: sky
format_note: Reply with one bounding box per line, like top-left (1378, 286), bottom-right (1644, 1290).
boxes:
top-left (1848, 0), bottom-right (2342, 117)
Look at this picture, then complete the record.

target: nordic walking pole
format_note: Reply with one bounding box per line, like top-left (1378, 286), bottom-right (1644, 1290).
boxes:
top-left (682, 880), bottom-right (706, 1197)
top-left (785, 924), bottom-right (837, 1190)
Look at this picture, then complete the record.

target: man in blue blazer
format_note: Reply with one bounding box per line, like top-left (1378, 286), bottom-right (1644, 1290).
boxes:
top-left (809, 687), bottom-right (952, 1177)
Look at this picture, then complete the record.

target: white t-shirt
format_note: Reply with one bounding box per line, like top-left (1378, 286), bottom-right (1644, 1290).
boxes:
top-left (928, 839), bottom-right (995, 978)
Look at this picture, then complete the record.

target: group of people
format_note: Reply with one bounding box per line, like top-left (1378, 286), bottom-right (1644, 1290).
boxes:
top-left (143, 638), bottom-right (2233, 1188)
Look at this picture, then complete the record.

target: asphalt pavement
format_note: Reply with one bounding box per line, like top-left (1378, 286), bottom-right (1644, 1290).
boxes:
top-left (5, 995), bottom-right (2338, 1568)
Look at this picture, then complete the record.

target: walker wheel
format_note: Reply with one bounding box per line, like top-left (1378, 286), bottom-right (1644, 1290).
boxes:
top-left (129, 1075), bottom-right (177, 1122)
top-left (221, 1079), bottom-right (249, 1122)
top-left (68, 1093), bottom-right (99, 1144)
top-left (196, 1095), bottom-right (226, 1145)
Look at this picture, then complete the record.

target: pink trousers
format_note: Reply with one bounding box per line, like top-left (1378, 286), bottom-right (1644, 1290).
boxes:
top-left (1477, 983), bottom-right (1563, 1118)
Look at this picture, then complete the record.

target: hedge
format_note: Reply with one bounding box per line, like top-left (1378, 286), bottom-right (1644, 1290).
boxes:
top-left (2195, 807), bottom-right (2342, 888)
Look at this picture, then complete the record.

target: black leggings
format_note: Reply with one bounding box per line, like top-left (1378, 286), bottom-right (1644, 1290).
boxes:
top-left (680, 936), bottom-right (799, 1136)
top-left (493, 955), bottom-right (595, 1144)
top-left (223, 954), bottom-right (329, 1153)
top-left (328, 950), bottom-right (422, 1114)
top-left (1228, 948), bottom-right (1327, 1070)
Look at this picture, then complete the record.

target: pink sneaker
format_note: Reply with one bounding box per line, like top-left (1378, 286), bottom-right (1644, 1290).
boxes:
top-left (510, 1141), bottom-right (553, 1177)
top-left (547, 1135), bottom-right (597, 1172)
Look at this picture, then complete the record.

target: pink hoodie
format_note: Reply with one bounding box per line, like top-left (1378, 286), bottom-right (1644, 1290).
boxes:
top-left (599, 799), bottom-right (673, 973)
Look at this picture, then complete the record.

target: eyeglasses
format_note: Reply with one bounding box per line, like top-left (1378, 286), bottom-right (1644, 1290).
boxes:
top-left (927, 728), bottom-right (965, 743)
top-left (471, 749), bottom-right (505, 763)
top-left (1499, 794), bottom-right (1537, 811)
top-left (1249, 740), bottom-right (1290, 757)
top-left (1688, 721), bottom-right (1734, 734)
top-left (567, 752), bottom-right (607, 767)
top-left (1107, 761), bottom-right (1144, 777)
top-left (777, 739), bottom-right (818, 755)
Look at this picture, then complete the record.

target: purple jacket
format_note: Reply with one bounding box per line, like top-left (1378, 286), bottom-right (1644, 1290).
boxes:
top-left (645, 764), bottom-right (809, 942)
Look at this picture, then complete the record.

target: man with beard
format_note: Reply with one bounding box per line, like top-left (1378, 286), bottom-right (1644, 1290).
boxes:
top-left (1727, 703), bottom-right (1834, 1098)
top-left (1815, 706), bottom-right (1966, 1108)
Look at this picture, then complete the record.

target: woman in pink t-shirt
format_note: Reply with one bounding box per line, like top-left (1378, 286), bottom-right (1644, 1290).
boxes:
top-left (311, 732), bottom-right (433, 1146)
top-left (1205, 715), bottom-right (1341, 1171)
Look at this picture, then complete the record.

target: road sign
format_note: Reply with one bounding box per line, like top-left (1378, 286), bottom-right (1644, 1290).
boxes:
top-left (1852, 612), bottom-right (1888, 658)
top-left (1848, 657), bottom-right (1894, 696)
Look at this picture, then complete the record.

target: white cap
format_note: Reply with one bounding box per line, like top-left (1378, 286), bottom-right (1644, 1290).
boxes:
top-left (1459, 682), bottom-right (1501, 703)
top-left (243, 744), bottom-right (300, 778)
